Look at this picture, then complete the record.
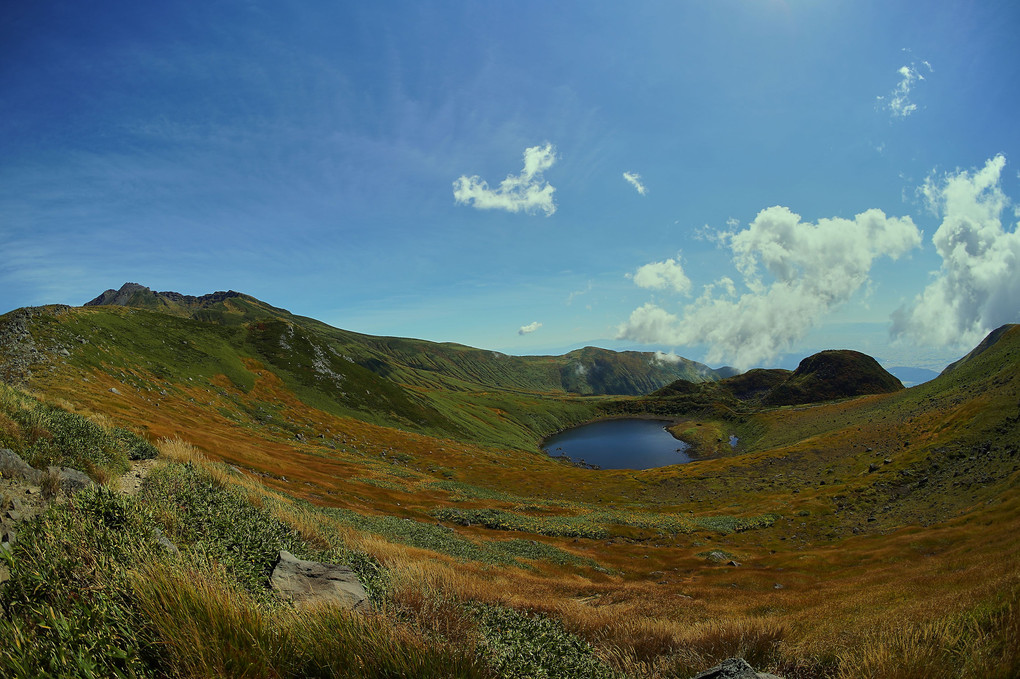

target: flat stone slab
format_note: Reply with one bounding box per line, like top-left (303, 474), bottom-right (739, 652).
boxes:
top-left (270, 550), bottom-right (368, 610)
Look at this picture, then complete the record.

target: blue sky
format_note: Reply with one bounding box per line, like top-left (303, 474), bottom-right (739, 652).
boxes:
top-left (2, 1), bottom-right (1019, 370)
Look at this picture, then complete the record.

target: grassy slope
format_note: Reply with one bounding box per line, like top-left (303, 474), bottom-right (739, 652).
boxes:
top-left (85, 285), bottom-right (724, 394)
top-left (2, 302), bottom-right (1019, 678)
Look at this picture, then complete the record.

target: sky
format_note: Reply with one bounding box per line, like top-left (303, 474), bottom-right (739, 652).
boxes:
top-left (2, 1), bottom-right (1019, 371)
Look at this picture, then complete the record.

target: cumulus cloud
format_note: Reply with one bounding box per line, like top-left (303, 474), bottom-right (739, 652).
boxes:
top-left (628, 258), bottom-right (692, 294)
top-left (618, 207), bottom-right (922, 370)
top-left (623, 171), bottom-right (647, 195)
top-left (892, 154), bottom-right (1020, 347)
top-left (879, 60), bottom-right (932, 118)
top-left (518, 321), bottom-right (543, 335)
top-left (453, 143), bottom-right (557, 216)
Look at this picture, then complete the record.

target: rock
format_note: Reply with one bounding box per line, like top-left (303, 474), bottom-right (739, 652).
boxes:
top-left (693, 657), bottom-right (784, 679)
top-left (868, 462), bottom-right (879, 472)
top-left (1, 522), bottom-right (16, 547)
top-left (151, 527), bottom-right (179, 555)
top-left (270, 550), bottom-right (368, 610)
top-left (46, 466), bottom-right (94, 495)
top-left (705, 550), bottom-right (730, 564)
top-left (109, 387), bottom-right (121, 395)
top-left (693, 657), bottom-right (759, 679)
top-left (0, 448), bottom-right (42, 484)
top-left (727, 560), bottom-right (741, 567)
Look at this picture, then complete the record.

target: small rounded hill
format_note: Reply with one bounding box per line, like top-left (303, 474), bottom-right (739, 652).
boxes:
top-left (762, 350), bottom-right (903, 406)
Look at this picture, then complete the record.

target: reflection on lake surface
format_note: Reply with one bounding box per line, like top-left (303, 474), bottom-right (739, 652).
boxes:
top-left (542, 418), bottom-right (691, 470)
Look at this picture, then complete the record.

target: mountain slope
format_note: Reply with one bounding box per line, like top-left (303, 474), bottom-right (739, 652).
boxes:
top-left (81, 282), bottom-right (722, 395)
top-left (1, 283), bottom-right (724, 450)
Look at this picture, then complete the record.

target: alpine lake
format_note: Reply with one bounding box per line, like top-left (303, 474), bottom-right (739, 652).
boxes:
top-left (541, 418), bottom-right (694, 470)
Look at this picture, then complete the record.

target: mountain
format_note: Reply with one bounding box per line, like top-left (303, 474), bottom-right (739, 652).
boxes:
top-left (940, 323), bottom-right (1016, 376)
top-left (1, 283), bottom-right (725, 449)
top-left (648, 349), bottom-right (902, 409)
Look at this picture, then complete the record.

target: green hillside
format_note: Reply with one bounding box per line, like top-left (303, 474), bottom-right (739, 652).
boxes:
top-left (84, 283), bottom-right (721, 396)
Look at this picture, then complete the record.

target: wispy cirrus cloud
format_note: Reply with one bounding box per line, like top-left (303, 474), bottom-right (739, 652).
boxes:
top-left (518, 321), bottom-right (543, 335)
top-left (892, 154), bottom-right (1020, 348)
top-left (878, 59), bottom-right (932, 118)
top-left (618, 206), bottom-right (921, 370)
top-left (623, 171), bottom-right (647, 195)
top-left (453, 143), bottom-right (558, 216)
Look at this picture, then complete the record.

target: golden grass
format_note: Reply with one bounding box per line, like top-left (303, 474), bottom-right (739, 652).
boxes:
top-left (833, 583), bottom-right (1020, 679)
top-left (156, 436), bottom-right (234, 487)
top-left (131, 562), bottom-right (487, 679)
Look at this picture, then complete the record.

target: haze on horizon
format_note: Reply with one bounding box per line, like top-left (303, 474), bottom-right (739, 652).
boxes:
top-left (2, 1), bottom-right (1018, 372)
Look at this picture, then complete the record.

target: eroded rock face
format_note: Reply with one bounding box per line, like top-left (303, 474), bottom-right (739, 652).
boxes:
top-left (269, 550), bottom-right (368, 610)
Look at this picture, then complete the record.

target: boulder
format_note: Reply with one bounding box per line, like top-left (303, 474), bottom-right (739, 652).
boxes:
top-left (46, 466), bottom-right (94, 495)
top-left (693, 657), bottom-right (784, 679)
top-left (0, 448), bottom-right (42, 483)
top-left (270, 550), bottom-right (368, 610)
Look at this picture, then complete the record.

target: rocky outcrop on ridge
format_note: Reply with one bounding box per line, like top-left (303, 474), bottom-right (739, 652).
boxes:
top-left (85, 282), bottom-right (247, 310)
top-left (0, 305), bottom-right (72, 384)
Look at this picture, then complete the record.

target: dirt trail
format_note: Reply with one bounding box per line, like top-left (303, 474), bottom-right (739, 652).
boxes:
top-left (115, 458), bottom-right (161, 496)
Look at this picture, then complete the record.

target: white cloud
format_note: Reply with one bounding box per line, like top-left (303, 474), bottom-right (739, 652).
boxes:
top-left (453, 143), bottom-right (558, 216)
top-left (618, 207), bottom-right (922, 370)
top-left (629, 258), bottom-right (692, 294)
top-left (879, 60), bottom-right (932, 118)
top-left (892, 154), bottom-right (1020, 347)
top-left (652, 350), bottom-right (682, 365)
top-left (518, 321), bottom-right (543, 335)
top-left (623, 171), bottom-right (647, 195)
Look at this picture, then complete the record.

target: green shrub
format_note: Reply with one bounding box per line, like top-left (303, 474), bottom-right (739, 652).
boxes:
top-left (0, 486), bottom-right (161, 678)
top-left (471, 603), bottom-right (619, 679)
top-left (138, 463), bottom-right (305, 601)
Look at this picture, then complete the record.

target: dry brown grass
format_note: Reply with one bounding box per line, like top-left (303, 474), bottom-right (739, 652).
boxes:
top-left (131, 561), bottom-right (487, 679)
top-left (156, 436), bottom-right (234, 487)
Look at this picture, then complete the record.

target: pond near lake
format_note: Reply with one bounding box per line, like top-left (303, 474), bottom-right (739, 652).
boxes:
top-left (542, 419), bottom-right (692, 470)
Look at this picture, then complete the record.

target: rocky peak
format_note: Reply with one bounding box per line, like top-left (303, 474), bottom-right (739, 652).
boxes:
top-left (84, 283), bottom-right (245, 309)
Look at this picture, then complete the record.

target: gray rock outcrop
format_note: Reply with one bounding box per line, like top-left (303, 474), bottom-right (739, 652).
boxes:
top-left (0, 448), bottom-right (42, 484)
top-left (270, 550), bottom-right (368, 610)
top-left (693, 657), bottom-right (784, 679)
top-left (46, 466), bottom-right (95, 495)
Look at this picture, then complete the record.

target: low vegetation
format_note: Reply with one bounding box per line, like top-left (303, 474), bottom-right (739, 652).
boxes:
top-left (1, 300), bottom-right (1018, 677)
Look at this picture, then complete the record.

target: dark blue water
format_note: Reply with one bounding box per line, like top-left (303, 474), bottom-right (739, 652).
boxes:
top-left (542, 419), bottom-right (692, 470)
